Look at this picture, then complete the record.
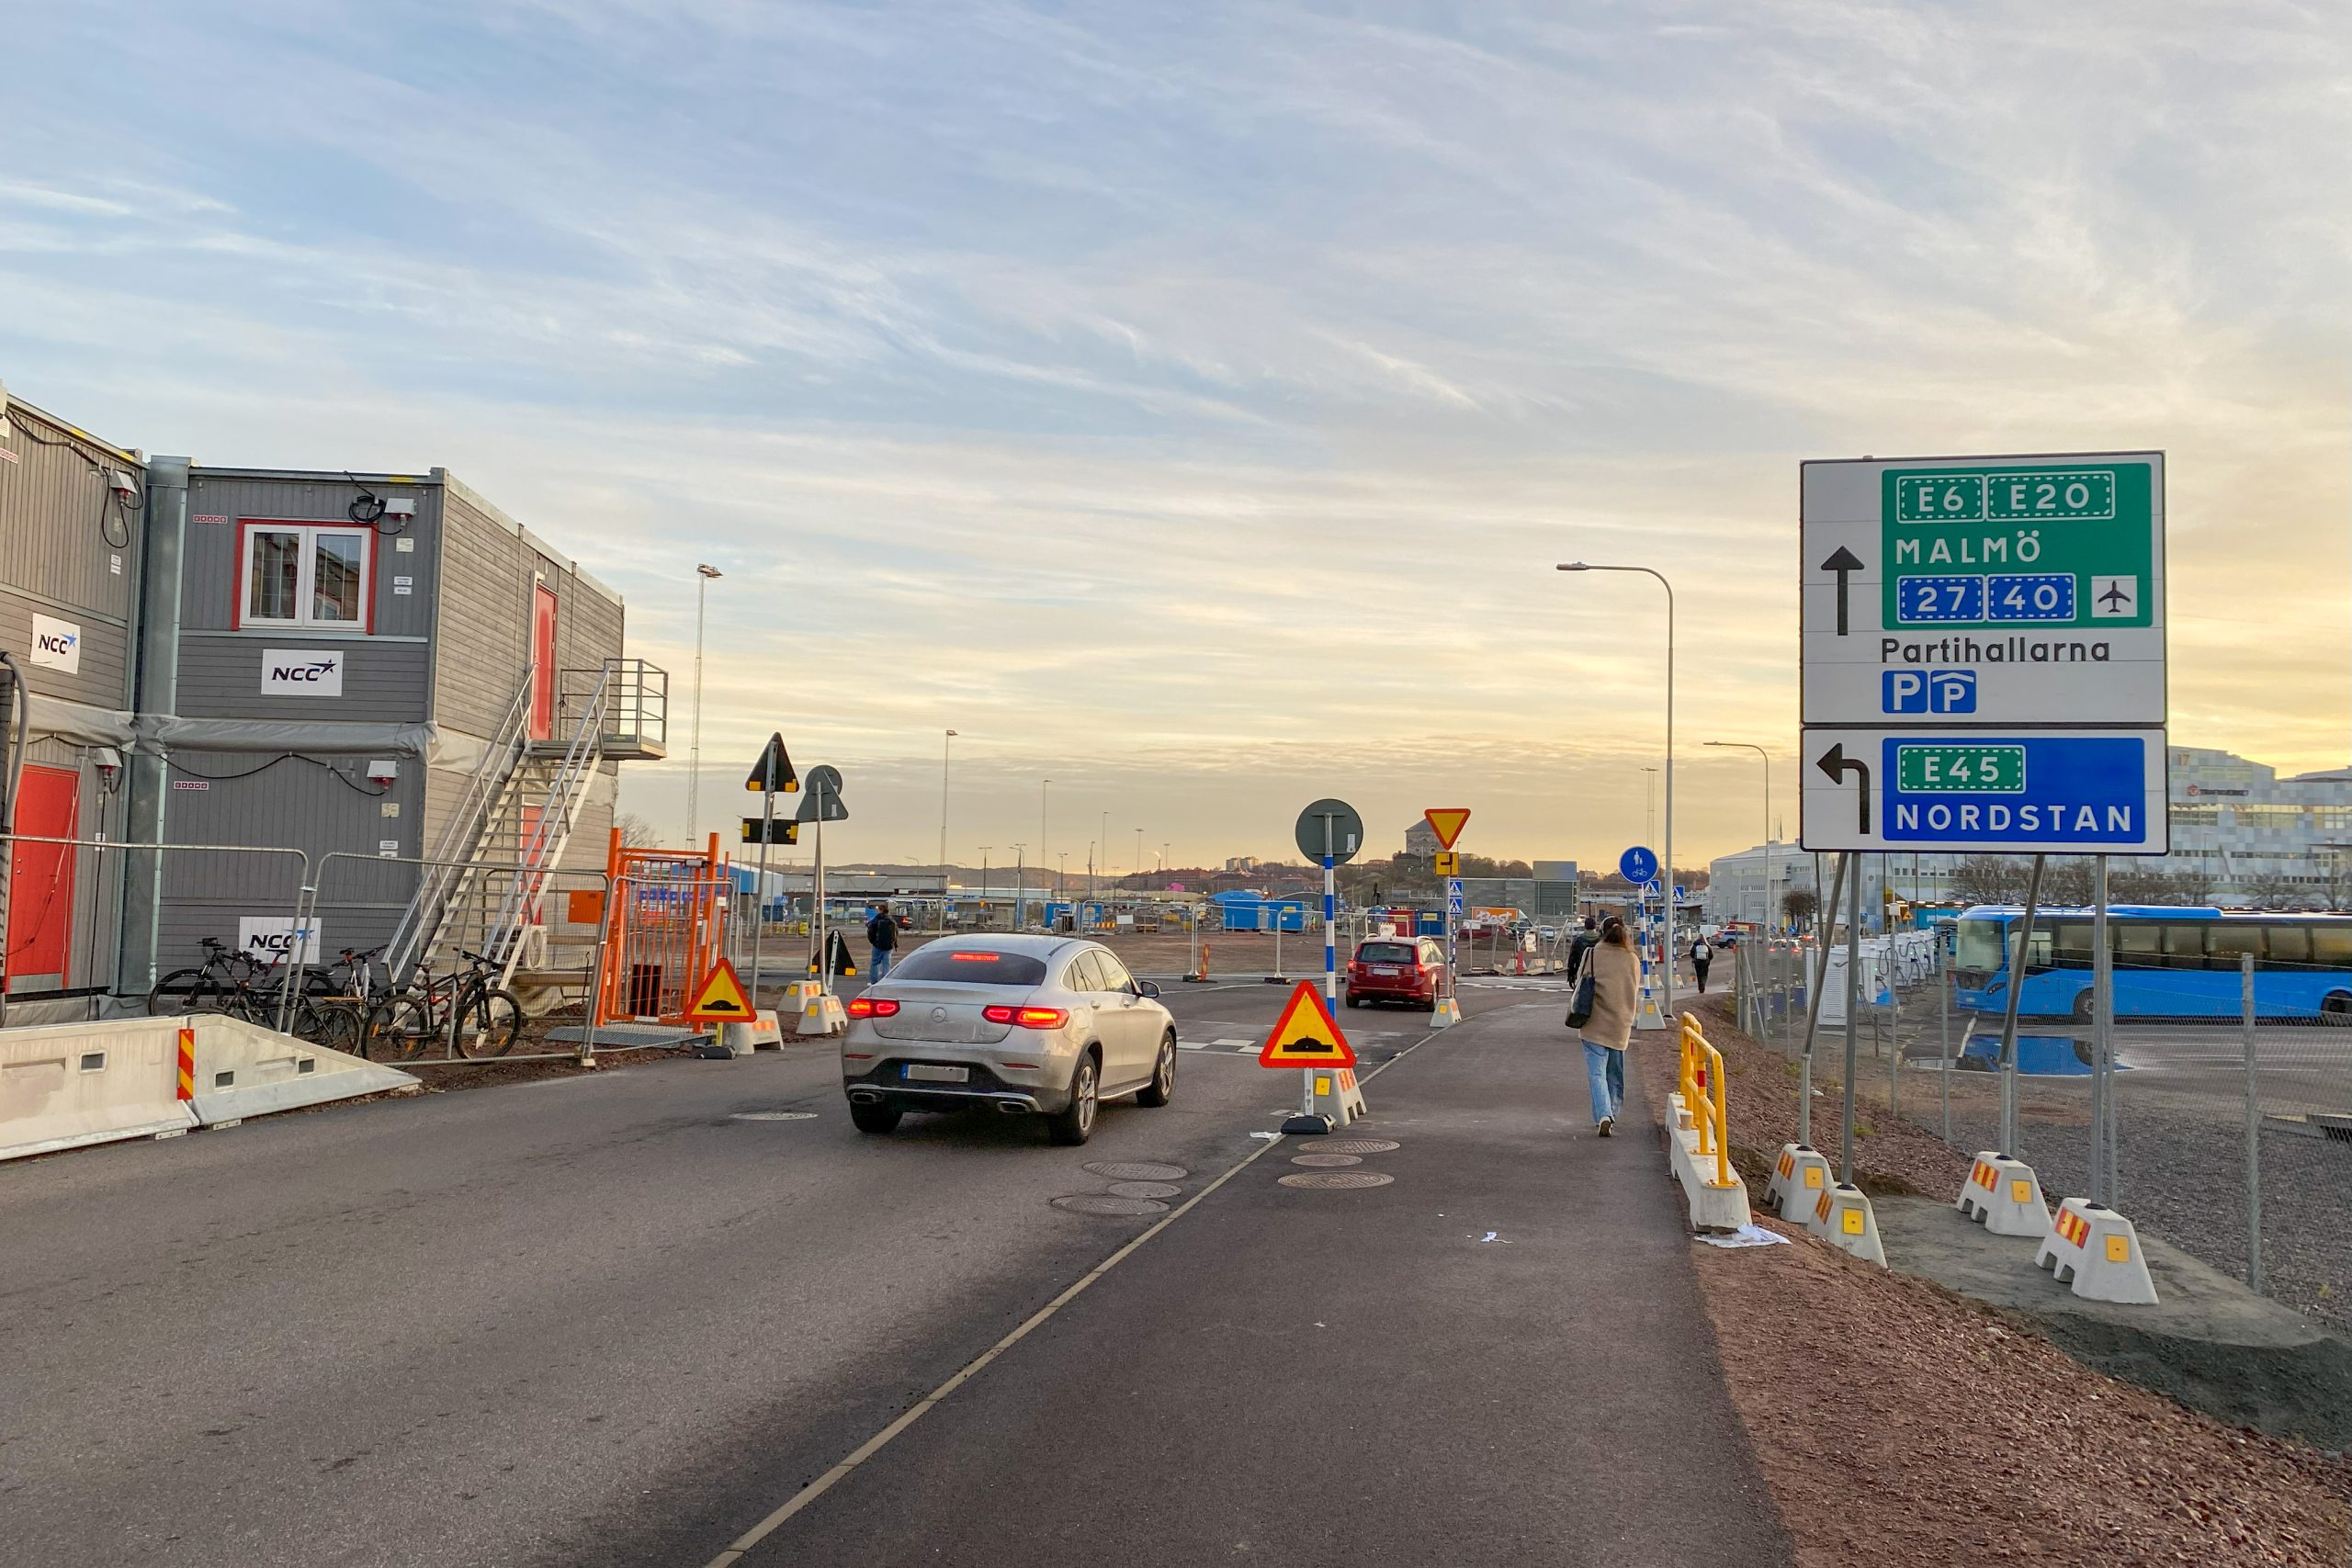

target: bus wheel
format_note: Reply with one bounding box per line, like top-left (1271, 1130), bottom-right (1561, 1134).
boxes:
top-left (2324, 993), bottom-right (2352, 1026)
top-left (2072, 990), bottom-right (2095, 1024)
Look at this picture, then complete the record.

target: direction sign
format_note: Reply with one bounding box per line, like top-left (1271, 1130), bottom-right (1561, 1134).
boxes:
top-left (1433, 851), bottom-right (1459, 877)
top-left (1801, 453), bottom-right (2165, 728)
top-left (1800, 727), bottom-right (2168, 854)
top-left (1422, 807), bottom-right (1471, 850)
top-left (746, 733), bottom-right (798, 795)
top-left (1619, 845), bottom-right (1658, 885)
top-left (1295, 798), bottom-right (1364, 865)
top-left (1259, 981), bottom-right (1357, 1067)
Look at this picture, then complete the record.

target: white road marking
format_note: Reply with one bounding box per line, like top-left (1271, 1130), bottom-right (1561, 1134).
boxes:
top-left (699, 1018), bottom-right (1453, 1566)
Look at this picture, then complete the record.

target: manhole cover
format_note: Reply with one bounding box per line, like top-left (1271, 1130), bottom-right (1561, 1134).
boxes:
top-left (1317, 1138), bottom-right (1399, 1154)
top-left (1278, 1172), bottom-right (1396, 1190)
top-left (730, 1111), bottom-right (820, 1122)
top-left (1052, 1194), bottom-right (1170, 1217)
top-left (1083, 1161), bottom-right (1188, 1181)
top-left (1107, 1180), bottom-right (1182, 1199)
top-left (1290, 1153), bottom-right (1363, 1168)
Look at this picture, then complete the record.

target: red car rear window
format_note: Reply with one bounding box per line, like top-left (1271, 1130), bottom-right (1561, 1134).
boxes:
top-left (1358, 942), bottom-right (1418, 964)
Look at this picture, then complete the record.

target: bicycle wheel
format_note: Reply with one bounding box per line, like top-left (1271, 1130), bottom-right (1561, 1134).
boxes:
top-left (454, 987), bottom-right (524, 1059)
top-left (147, 968), bottom-right (224, 1016)
top-left (313, 1000), bottom-right (366, 1057)
top-left (365, 996), bottom-right (436, 1063)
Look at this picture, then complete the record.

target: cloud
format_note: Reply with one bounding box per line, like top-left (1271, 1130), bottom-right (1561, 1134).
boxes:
top-left (3, 0), bottom-right (2347, 866)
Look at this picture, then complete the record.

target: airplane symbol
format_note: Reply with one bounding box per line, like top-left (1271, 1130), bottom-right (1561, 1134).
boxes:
top-left (2090, 575), bottom-right (2139, 619)
top-left (2098, 584), bottom-right (2130, 610)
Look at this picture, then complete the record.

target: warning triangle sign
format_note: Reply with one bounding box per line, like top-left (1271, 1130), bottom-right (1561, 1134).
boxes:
top-left (1423, 807), bottom-right (1471, 850)
top-left (747, 733), bottom-right (799, 795)
top-left (1258, 981), bottom-right (1357, 1067)
top-left (686, 957), bottom-right (755, 1021)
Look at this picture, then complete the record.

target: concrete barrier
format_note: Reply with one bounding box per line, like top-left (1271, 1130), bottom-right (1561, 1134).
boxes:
top-left (2036, 1198), bottom-right (2159, 1304)
top-left (1769, 1143), bottom-right (1832, 1221)
top-left (2, 1014), bottom-right (414, 1161)
top-left (1666, 1018), bottom-right (1749, 1233)
top-left (1806, 1181), bottom-right (1887, 1268)
top-left (1958, 1152), bottom-right (2052, 1238)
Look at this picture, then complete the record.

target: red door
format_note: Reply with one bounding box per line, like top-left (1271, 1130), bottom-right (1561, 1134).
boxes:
top-left (6, 764), bottom-right (79, 988)
top-left (529, 582), bottom-right (559, 740)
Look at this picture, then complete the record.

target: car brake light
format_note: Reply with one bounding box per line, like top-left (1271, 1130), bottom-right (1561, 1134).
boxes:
top-left (846, 997), bottom-right (899, 1019)
top-left (982, 1005), bottom-right (1068, 1029)
top-left (983, 1005), bottom-right (1014, 1024)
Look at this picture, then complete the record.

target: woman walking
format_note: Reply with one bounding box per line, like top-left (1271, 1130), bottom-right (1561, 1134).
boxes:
top-left (1579, 917), bottom-right (1641, 1136)
top-left (1690, 932), bottom-right (1713, 994)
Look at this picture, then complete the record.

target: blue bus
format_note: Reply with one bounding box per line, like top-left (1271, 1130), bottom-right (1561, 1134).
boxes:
top-left (1952, 905), bottom-right (2352, 1021)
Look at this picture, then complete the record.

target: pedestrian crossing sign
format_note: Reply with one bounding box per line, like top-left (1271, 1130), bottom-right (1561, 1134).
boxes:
top-left (1259, 981), bottom-right (1357, 1067)
top-left (686, 957), bottom-right (754, 1021)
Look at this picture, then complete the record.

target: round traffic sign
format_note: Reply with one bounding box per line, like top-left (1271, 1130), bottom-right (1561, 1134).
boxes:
top-left (1295, 798), bottom-right (1365, 865)
top-left (1620, 845), bottom-right (1658, 885)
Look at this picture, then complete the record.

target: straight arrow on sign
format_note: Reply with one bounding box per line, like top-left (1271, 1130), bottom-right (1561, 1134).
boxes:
top-left (1820, 546), bottom-right (1864, 637)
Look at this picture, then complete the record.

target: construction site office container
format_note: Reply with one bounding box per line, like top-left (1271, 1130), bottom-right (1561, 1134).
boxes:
top-left (130, 466), bottom-right (650, 992)
top-left (0, 396), bottom-right (142, 1019)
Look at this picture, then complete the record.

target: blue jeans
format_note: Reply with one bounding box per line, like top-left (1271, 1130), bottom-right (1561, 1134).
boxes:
top-left (869, 948), bottom-right (892, 981)
top-left (1581, 1040), bottom-right (1625, 1125)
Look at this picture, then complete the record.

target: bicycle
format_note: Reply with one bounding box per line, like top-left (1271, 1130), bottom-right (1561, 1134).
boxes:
top-left (300, 945), bottom-right (392, 1058)
top-left (364, 948), bottom-right (525, 1062)
top-left (147, 936), bottom-right (272, 1017)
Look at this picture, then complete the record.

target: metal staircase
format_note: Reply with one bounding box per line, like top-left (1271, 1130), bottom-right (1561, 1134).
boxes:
top-left (387, 662), bottom-right (618, 991)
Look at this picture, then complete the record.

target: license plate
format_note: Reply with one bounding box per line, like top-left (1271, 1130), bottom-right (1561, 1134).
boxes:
top-left (1371, 965), bottom-right (1400, 976)
top-left (904, 1064), bottom-right (969, 1083)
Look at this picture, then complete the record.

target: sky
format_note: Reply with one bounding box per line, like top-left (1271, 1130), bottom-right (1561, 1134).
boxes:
top-left (5, 1), bottom-right (2348, 875)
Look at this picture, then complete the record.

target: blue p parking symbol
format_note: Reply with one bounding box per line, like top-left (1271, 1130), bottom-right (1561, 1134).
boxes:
top-left (1883, 669), bottom-right (1976, 715)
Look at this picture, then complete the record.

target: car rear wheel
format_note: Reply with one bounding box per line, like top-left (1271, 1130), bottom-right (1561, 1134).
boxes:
top-left (1048, 1054), bottom-right (1098, 1145)
top-left (850, 1100), bottom-right (902, 1134)
top-left (1344, 994), bottom-right (1361, 1009)
top-left (1136, 1034), bottom-right (1175, 1108)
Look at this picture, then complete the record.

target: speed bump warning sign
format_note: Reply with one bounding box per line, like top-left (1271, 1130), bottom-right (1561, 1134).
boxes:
top-left (686, 957), bottom-right (754, 1022)
top-left (1259, 981), bottom-right (1357, 1067)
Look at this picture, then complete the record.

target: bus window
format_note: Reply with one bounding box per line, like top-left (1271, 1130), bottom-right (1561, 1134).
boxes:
top-left (2207, 924), bottom-right (2264, 969)
top-left (1953, 919), bottom-right (2007, 976)
top-left (2116, 924), bottom-right (2165, 967)
top-left (2269, 925), bottom-right (2313, 967)
top-left (2312, 927), bottom-right (2352, 968)
top-left (2162, 924), bottom-right (2208, 968)
top-left (2049, 922), bottom-right (2094, 966)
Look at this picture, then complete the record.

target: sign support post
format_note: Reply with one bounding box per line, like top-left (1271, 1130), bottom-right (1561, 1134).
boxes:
top-left (1840, 853), bottom-right (1861, 1184)
top-left (1287, 800), bottom-right (1364, 1131)
top-left (2090, 854), bottom-right (2112, 1202)
top-left (1995, 853), bottom-right (2046, 1156)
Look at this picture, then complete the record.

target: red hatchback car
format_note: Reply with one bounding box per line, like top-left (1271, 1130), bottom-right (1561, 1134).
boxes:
top-left (1345, 937), bottom-right (1443, 1010)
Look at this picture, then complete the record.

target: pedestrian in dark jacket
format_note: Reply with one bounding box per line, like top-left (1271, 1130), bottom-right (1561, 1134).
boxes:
top-left (1565, 918), bottom-right (1599, 985)
top-left (867, 901), bottom-right (900, 981)
top-left (1690, 934), bottom-right (1713, 993)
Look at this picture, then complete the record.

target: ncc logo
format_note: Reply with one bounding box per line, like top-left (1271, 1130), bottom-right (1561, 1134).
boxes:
top-left (1883, 669), bottom-right (1976, 715)
top-left (260, 649), bottom-right (345, 696)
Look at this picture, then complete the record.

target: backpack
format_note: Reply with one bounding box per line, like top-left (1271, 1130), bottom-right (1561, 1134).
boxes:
top-left (1692, 940), bottom-right (1712, 962)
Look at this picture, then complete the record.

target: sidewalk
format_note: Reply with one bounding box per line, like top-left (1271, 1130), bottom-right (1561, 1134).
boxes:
top-left (737, 999), bottom-right (1792, 1566)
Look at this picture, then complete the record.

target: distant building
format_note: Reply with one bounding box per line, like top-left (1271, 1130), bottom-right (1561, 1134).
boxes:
top-left (1223, 855), bottom-right (1262, 873)
top-left (1532, 860), bottom-right (1578, 883)
top-left (1402, 820), bottom-right (1439, 858)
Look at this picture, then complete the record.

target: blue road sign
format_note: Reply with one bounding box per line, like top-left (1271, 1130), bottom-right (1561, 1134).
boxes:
top-left (1882, 734), bottom-right (2157, 850)
top-left (1446, 877), bottom-right (1464, 914)
top-left (1619, 845), bottom-right (1658, 885)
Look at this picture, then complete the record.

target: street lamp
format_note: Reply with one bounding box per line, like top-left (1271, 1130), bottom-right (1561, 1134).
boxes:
top-left (937, 728), bottom-right (958, 931)
top-left (1135, 827), bottom-right (1144, 886)
top-left (1705, 741), bottom-right (1772, 930)
top-left (687, 563), bottom-right (723, 844)
top-left (1557, 562), bottom-right (1677, 1022)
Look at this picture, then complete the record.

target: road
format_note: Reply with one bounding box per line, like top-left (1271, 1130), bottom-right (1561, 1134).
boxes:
top-left (0, 976), bottom-right (1769, 1567)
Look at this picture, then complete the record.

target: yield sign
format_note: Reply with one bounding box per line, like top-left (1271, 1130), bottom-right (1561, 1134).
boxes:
top-left (1423, 807), bottom-right (1471, 850)
top-left (1259, 981), bottom-right (1357, 1067)
top-left (686, 956), bottom-right (755, 1022)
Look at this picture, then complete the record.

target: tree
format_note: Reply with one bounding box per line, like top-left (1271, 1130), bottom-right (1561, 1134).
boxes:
top-left (2039, 858), bottom-right (2097, 908)
top-left (2166, 863), bottom-right (2219, 903)
top-left (616, 811), bottom-right (661, 849)
top-left (1781, 888), bottom-right (1817, 929)
top-left (2243, 869), bottom-right (2305, 910)
top-left (1949, 855), bottom-right (2028, 906)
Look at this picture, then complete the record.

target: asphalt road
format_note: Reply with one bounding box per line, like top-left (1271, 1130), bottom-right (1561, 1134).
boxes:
top-left (0, 977), bottom-right (1759, 1567)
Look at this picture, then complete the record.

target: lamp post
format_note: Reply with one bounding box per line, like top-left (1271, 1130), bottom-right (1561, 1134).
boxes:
top-left (1040, 779), bottom-right (1051, 921)
top-left (978, 845), bottom-right (991, 927)
top-left (686, 563), bottom-right (722, 844)
top-left (1705, 741), bottom-right (1771, 930)
top-left (1011, 842), bottom-right (1025, 932)
top-left (937, 728), bottom-right (958, 931)
top-left (1135, 828), bottom-right (1144, 887)
top-left (1557, 562), bottom-right (1676, 1023)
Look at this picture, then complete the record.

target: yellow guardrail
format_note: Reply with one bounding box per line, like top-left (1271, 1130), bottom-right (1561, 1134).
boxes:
top-left (1679, 1013), bottom-right (1734, 1189)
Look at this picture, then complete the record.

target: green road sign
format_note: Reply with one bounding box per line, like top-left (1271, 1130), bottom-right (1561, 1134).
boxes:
top-left (1882, 460), bottom-right (2153, 631)
top-left (1894, 742), bottom-right (2026, 795)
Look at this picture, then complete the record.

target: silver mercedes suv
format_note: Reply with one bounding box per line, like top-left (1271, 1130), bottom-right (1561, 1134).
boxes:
top-left (840, 934), bottom-right (1178, 1145)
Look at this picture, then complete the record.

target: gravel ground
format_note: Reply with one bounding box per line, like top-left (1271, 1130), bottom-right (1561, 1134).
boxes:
top-left (1691, 1213), bottom-right (2352, 1567)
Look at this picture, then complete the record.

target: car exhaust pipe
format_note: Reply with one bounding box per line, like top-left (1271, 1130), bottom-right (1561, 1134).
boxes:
top-left (997, 1100), bottom-right (1030, 1115)
top-left (849, 1089), bottom-right (884, 1106)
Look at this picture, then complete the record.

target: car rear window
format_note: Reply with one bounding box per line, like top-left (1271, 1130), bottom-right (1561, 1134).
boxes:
top-left (1359, 942), bottom-right (1417, 963)
top-left (888, 948), bottom-right (1050, 986)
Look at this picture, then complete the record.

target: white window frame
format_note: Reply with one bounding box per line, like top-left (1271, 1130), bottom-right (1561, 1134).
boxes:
top-left (239, 524), bottom-right (372, 630)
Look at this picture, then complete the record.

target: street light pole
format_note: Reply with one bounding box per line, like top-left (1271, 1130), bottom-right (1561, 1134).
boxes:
top-left (1040, 779), bottom-right (1050, 923)
top-left (937, 728), bottom-right (958, 931)
top-left (1558, 562), bottom-right (1677, 1024)
top-left (687, 563), bottom-right (722, 844)
top-left (1706, 741), bottom-right (1771, 930)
